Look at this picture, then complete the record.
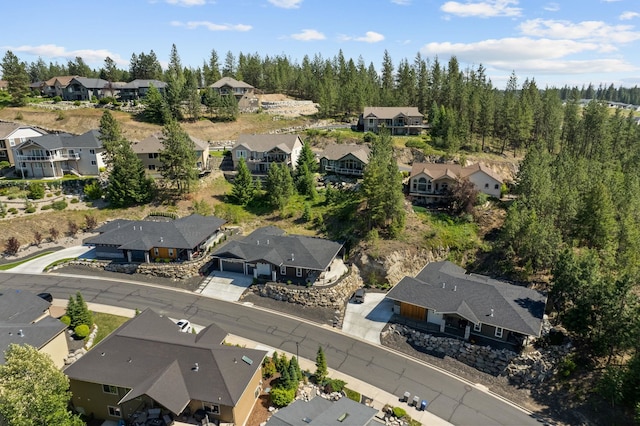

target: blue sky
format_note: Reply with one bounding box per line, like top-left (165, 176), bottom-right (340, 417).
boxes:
top-left (2, 0), bottom-right (640, 89)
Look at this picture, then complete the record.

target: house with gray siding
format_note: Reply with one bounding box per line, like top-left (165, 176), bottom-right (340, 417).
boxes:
top-left (360, 107), bottom-right (425, 135)
top-left (318, 143), bottom-right (370, 177)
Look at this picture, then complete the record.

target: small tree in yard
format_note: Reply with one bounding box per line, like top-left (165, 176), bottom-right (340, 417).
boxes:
top-left (230, 157), bottom-right (256, 206)
top-left (49, 227), bottom-right (60, 242)
top-left (84, 215), bottom-right (97, 231)
top-left (33, 231), bottom-right (43, 246)
top-left (66, 292), bottom-right (92, 330)
top-left (67, 220), bottom-right (79, 237)
top-left (4, 237), bottom-right (20, 256)
top-left (315, 345), bottom-right (328, 384)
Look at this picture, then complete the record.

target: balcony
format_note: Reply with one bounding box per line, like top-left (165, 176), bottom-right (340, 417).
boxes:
top-left (16, 153), bottom-right (80, 162)
top-left (324, 165), bottom-right (364, 176)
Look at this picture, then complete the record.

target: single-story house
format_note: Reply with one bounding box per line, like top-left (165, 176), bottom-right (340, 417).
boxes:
top-left (231, 134), bottom-right (303, 174)
top-left (360, 107), bottom-right (426, 135)
top-left (318, 144), bottom-right (370, 177)
top-left (0, 289), bottom-right (68, 368)
top-left (13, 129), bottom-right (104, 178)
top-left (212, 226), bottom-right (345, 284)
top-left (131, 133), bottom-right (210, 176)
top-left (408, 162), bottom-right (503, 205)
top-left (64, 309), bottom-right (267, 425)
top-left (386, 261), bottom-right (547, 350)
top-left (265, 395), bottom-right (379, 426)
top-left (84, 214), bottom-right (226, 263)
top-left (0, 122), bottom-right (47, 166)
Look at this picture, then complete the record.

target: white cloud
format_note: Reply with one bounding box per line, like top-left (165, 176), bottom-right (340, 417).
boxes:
top-left (165, 0), bottom-right (206, 5)
top-left (391, 0), bottom-right (411, 5)
top-left (7, 44), bottom-right (128, 66)
top-left (519, 19), bottom-right (640, 44)
top-left (543, 2), bottom-right (559, 11)
top-left (291, 29), bottom-right (325, 41)
top-left (355, 31), bottom-right (385, 43)
top-left (268, 0), bottom-right (302, 9)
top-left (440, 0), bottom-right (522, 18)
top-left (620, 11), bottom-right (640, 21)
top-left (170, 21), bottom-right (252, 31)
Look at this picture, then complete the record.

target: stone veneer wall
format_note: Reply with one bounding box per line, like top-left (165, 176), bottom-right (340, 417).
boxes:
top-left (253, 264), bottom-right (363, 312)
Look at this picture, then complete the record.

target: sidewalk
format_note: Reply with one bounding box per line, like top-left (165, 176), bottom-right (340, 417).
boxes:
top-left (55, 300), bottom-right (452, 426)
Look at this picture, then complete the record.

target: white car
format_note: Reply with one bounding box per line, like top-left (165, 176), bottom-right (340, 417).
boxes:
top-left (176, 319), bottom-right (192, 333)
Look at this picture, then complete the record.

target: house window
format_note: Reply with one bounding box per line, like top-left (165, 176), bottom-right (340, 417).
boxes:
top-left (280, 265), bottom-right (286, 275)
top-left (168, 248), bottom-right (174, 257)
top-left (417, 177), bottom-right (427, 192)
top-left (90, 149), bottom-right (95, 154)
top-left (204, 404), bottom-right (220, 415)
top-left (102, 384), bottom-right (118, 394)
top-left (148, 165), bottom-right (156, 170)
top-left (91, 160), bottom-right (97, 165)
top-left (154, 248), bottom-right (159, 257)
top-left (236, 150), bottom-right (247, 159)
top-left (296, 267), bottom-right (303, 277)
top-left (495, 327), bottom-right (503, 338)
top-left (484, 183), bottom-right (489, 188)
top-left (473, 322), bottom-right (481, 332)
top-left (108, 406), bottom-right (121, 417)
top-left (495, 184), bottom-right (500, 189)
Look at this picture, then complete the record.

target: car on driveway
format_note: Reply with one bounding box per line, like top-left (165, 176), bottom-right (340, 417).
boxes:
top-left (37, 292), bottom-right (53, 303)
top-left (353, 288), bottom-right (365, 303)
top-left (176, 319), bottom-right (192, 333)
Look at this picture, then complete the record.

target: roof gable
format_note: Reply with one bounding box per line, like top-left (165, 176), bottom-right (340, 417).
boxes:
top-left (363, 106), bottom-right (422, 119)
top-left (234, 134), bottom-right (302, 153)
top-left (319, 144), bottom-right (370, 164)
top-left (211, 77), bottom-right (254, 89)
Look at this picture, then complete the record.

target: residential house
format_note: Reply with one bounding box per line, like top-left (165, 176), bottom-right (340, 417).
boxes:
top-left (0, 80), bottom-right (7, 91)
top-left (408, 162), bottom-right (503, 205)
top-left (265, 395), bottom-right (378, 426)
top-left (211, 76), bottom-right (254, 99)
top-left (0, 289), bottom-right (69, 368)
top-left (131, 133), bottom-right (211, 176)
top-left (318, 143), bottom-right (370, 177)
top-left (360, 107), bottom-right (425, 135)
top-left (13, 129), bottom-right (104, 178)
top-left (232, 134), bottom-right (303, 174)
top-left (0, 122), bottom-right (47, 166)
top-left (212, 226), bottom-right (345, 285)
top-left (386, 261), bottom-right (547, 350)
top-left (38, 75), bottom-right (78, 98)
top-left (64, 308), bottom-right (267, 425)
top-left (84, 214), bottom-right (226, 263)
top-left (64, 77), bottom-right (111, 101)
top-left (116, 79), bottom-right (167, 102)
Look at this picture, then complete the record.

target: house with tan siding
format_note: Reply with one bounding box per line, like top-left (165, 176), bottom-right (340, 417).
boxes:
top-left (360, 107), bottom-right (426, 135)
top-left (231, 134), bottom-right (303, 174)
top-left (131, 133), bottom-right (211, 176)
top-left (318, 143), bottom-right (370, 177)
top-left (0, 122), bottom-right (47, 166)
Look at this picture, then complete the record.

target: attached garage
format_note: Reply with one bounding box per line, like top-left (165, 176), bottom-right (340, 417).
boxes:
top-left (221, 259), bottom-right (244, 273)
top-left (256, 262), bottom-right (271, 277)
top-left (94, 246), bottom-right (125, 260)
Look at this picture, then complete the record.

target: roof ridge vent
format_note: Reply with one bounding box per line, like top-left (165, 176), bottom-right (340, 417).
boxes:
top-left (490, 308), bottom-right (494, 317)
top-left (193, 362), bottom-right (199, 372)
top-left (442, 282), bottom-right (446, 289)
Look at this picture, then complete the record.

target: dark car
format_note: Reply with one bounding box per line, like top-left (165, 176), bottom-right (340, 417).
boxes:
top-left (37, 292), bottom-right (53, 303)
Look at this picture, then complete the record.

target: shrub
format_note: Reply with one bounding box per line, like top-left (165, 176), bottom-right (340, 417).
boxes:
top-left (67, 220), bottom-right (79, 236)
top-left (60, 315), bottom-right (71, 326)
top-left (83, 181), bottom-right (103, 200)
top-left (270, 387), bottom-right (295, 407)
top-left (84, 215), bottom-right (97, 231)
top-left (74, 324), bottom-right (91, 339)
top-left (40, 204), bottom-right (52, 210)
top-left (4, 237), bottom-right (20, 255)
top-left (49, 227), bottom-right (60, 242)
top-left (392, 407), bottom-right (407, 419)
top-left (325, 378), bottom-right (346, 393)
top-left (363, 132), bottom-right (376, 142)
top-left (73, 100), bottom-right (81, 106)
top-left (46, 193), bottom-right (53, 198)
top-left (25, 206), bottom-right (36, 214)
top-left (8, 207), bottom-right (17, 214)
top-left (70, 198), bottom-right (79, 204)
top-left (405, 139), bottom-right (427, 150)
top-left (14, 112), bottom-right (23, 120)
top-left (344, 388), bottom-right (361, 402)
top-left (262, 360), bottom-right (277, 379)
top-left (52, 96), bottom-right (62, 103)
top-left (55, 110), bottom-right (65, 121)
top-left (51, 200), bottom-right (67, 210)
top-left (33, 231), bottom-right (43, 246)
top-left (91, 95), bottom-right (98, 103)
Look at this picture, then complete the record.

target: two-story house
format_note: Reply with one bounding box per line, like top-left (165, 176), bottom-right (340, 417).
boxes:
top-left (408, 162), bottom-right (503, 205)
top-left (318, 143), bottom-right (370, 177)
top-left (131, 133), bottom-right (210, 176)
top-left (64, 77), bottom-right (111, 101)
top-left (13, 129), bottom-right (104, 178)
top-left (0, 122), bottom-right (47, 166)
top-left (210, 77), bottom-right (254, 100)
top-left (37, 76), bottom-right (78, 98)
top-left (116, 79), bottom-right (167, 102)
top-left (360, 107), bottom-right (425, 135)
top-left (231, 134), bottom-right (303, 174)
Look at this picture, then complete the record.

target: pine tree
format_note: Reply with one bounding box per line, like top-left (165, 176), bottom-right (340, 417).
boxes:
top-left (1, 51), bottom-right (31, 106)
top-left (230, 158), bottom-right (255, 206)
top-left (65, 295), bottom-right (78, 325)
top-left (74, 292), bottom-right (93, 328)
top-left (144, 84), bottom-right (169, 124)
top-left (98, 110), bottom-right (123, 165)
top-left (315, 345), bottom-right (327, 384)
top-left (265, 163), bottom-right (294, 212)
top-left (290, 356), bottom-right (303, 382)
top-left (106, 141), bottom-right (155, 207)
top-left (160, 120), bottom-right (198, 194)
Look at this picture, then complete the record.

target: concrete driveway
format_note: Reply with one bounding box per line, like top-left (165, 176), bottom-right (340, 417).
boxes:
top-left (342, 292), bottom-right (394, 344)
top-left (10, 246), bottom-right (95, 274)
top-left (197, 271), bottom-right (253, 301)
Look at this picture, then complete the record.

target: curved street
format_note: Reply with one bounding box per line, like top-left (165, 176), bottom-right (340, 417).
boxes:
top-left (0, 271), bottom-right (545, 425)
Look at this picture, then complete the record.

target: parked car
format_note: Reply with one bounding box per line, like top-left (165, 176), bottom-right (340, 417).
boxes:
top-left (176, 319), bottom-right (192, 333)
top-left (353, 288), bottom-right (365, 303)
top-left (37, 292), bottom-right (53, 303)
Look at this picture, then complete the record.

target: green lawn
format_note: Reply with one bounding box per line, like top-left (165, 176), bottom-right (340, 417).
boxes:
top-left (92, 312), bottom-right (130, 346)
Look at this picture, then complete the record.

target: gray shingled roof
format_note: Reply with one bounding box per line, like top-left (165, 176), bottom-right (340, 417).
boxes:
top-left (0, 316), bottom-right (67, 364)
top-left (410, 162), bottom-right (503, 184)
top-left (213, 227), bottom-right (343, 271)
top-left (85, 214), bottom-right (226, 251)
top-left (121, 79), bottom-right (167, 89)
top-left (132, 133), bottom-right (208, 154)
top-left (211, 77), bottom-right (254, 89)
top-left (363, 106), bottom-right (422, 119)
top-left (71, 77), bottom-right (109, 89)
top-left (266, 396), bottom-right (378, 426)
top-left (64, 309), bottom-right (266, 413)
top-left (318, 144), bottom-right (370, 164)
top-left (15, 129), bottom-right (102, 151)
top-left (0, 288), bottom-right (50, 323)
top-left (234, 134), bottom-right (301, 154)
top-left (386, 261), bottom-right (546, 337)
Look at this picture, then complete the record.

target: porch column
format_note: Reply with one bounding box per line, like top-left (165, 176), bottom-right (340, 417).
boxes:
top-left (187, 250), bottom-right (193, 261)
top-left (271, 270), bottom-right (276, 281)
top-left (243, 262), bottom-right (248, 275)
top-left (127, 251), bottom-right (132, 263)
top-left (464, 325), bottom-right (471, 340)
top-left (144, 252), bottom-right (150, 263)
top-left (253, 268), bottom-right (258, 279)
top-left (219, 260), bottom-right (224, 272)
top-left (439, 321), bottom-right (445, 333)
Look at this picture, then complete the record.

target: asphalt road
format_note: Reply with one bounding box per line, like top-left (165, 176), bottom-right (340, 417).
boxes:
top-left (0, 272), bottom-right (545, 426)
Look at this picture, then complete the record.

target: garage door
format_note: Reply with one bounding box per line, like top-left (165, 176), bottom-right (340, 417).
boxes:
top-left (256, 262), bottom-right (271, 276)
top-left (221, 260), bottom-right (244, 273)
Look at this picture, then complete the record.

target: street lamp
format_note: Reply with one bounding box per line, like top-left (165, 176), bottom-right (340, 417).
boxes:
top-left (295, 341), bottom-right (299, 361)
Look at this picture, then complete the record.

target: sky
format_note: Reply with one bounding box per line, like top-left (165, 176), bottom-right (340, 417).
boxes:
top-left (2, 0), bottom-right (640, 89)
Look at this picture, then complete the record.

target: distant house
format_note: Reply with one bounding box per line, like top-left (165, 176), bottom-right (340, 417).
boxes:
top-left (0, 122), bottom-right (47, 166)
top-left (360, 107), bottom-right (425, 135)
top-left (386, 261), bottom-right (547, 350)
top-left (0, 289), bottom-right (68, 368)
top-left (0, 80), bottom-right (7, 91)
top-left (64, 309), bottom-right (267, 425)
top-left (318, 143), bottom-right (370, 177)
top-left (64, 77), bottom-right (111, 101)
top-left (84, 214), bottom-right (226, 263)
top-left (265, 395), bottom-right (378, 426)
top-left (13, 129), bottom-right (104, 178)
top-left (408, 162), bottom-right (503, 205)
top-left (212, 226), bottom-right (345, 284)
top-left (131, 133), bottom-right (211, 176)
top-left (37, 75), bottom-right (78, 98)
top-left (116, 79), bottom-right (167, 101)
top-left (231, 134), bottom-right (303, 174)
top-left (211, 77), bottom-right (257, 110)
